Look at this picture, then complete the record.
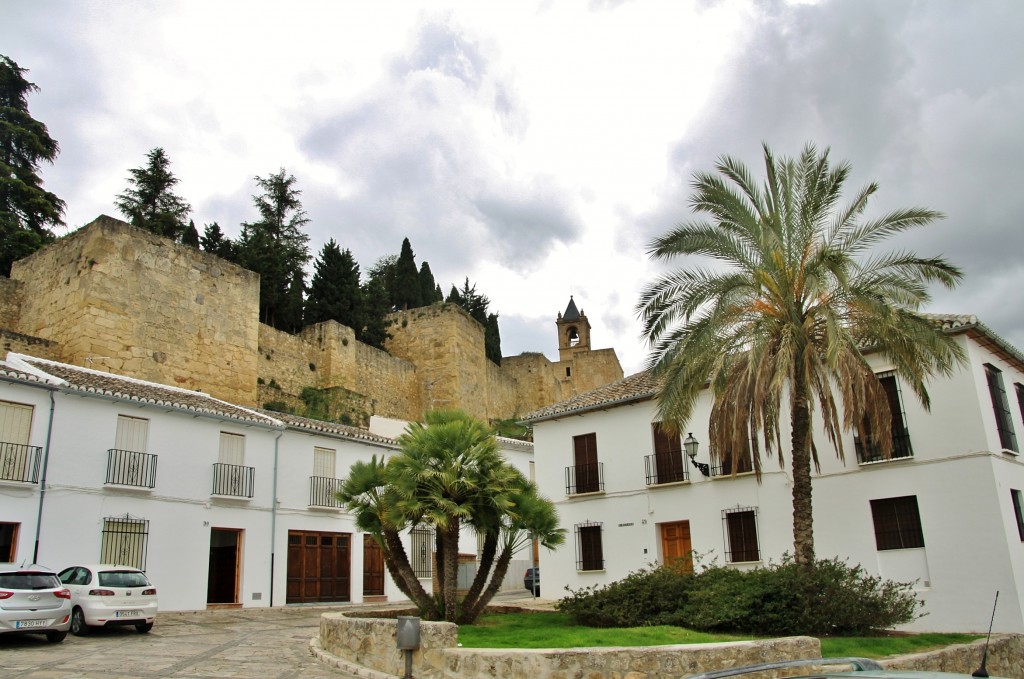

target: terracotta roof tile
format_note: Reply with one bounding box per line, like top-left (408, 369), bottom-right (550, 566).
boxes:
top-left (522, 370), bottom-right (659, 423)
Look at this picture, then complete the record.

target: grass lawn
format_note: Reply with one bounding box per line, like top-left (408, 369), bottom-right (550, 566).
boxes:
top-left (455, 611), bottom-right (980, 660)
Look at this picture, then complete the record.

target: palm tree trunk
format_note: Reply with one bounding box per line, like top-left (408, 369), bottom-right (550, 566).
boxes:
top-left (442, 521), bottom-right (461, 622)
top-left (381, 528), bottom-right (435, 616)
top-left (457, 545), bottom-right (515, 624)
top-left (790, 357), bottom-right (815, 566)
top-left (461, 529), bottom-right (499, 611)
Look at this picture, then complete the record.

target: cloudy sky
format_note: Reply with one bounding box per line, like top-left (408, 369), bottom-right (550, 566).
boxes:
top-left (5, 0), bottom-right (1023, 375)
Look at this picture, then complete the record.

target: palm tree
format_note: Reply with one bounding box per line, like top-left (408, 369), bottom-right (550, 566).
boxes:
top-left (637, 142), bottom-right (965, 565)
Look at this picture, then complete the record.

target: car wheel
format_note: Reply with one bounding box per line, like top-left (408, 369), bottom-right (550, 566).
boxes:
top-left (71, 607), bottom-right (89, 636)
top-left (45, 630), bottom-right (67, 643)
top-left (135, 621), bottom-right (153, 633)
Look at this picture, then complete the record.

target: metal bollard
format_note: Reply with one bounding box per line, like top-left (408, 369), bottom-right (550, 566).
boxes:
top-left (396, 616), bottom-right (421, 679)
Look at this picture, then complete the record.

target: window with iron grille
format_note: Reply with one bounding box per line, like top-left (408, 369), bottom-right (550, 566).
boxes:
top-left (1012, 489), bottom-right (1024, 542)
top-left (855, 372), bottom-right (913, 463)
top-left (710, 441), bottom-right (754, 476)
top-left (0, 401), bottom-right (40, 484)
top-left (985, 364), bottom-right (1018, 452)
top-left (410, 526), bottom-right (434, 578)
top-left (568, 433), bottom-right (602, 494)
top-left (575, 521), bottom-right (603, 571)
top-left (722, 507), bottom-right (760, 562)
top-left (100, 515), bottom-right (149, 570)
top-left (870, 495), bottom-right (924, 550)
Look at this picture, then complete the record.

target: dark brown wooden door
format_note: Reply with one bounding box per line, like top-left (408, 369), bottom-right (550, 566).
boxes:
top-left (652, 424), bottom-right (686, 483)
top-left (660, 521), bottom-right (693, 573)
top-left (573, 433), bottom-right (599, 493)
top-left (286, 530), bottom-right (350, 603)
top-left (362, 534), bottom-right (385, 597)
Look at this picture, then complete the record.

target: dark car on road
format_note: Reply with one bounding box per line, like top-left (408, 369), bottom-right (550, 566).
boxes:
top-left (524, 567), bottom-right (539, 595)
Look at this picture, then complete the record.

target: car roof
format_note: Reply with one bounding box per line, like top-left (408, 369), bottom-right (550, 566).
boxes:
top-left (61, 564), bottom-right (145, 571)
top-left (0, 562), bottom-right (58, 572)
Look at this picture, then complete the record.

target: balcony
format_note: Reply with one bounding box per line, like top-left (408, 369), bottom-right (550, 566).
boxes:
top-left (644, 452), bottom-right (689, 485)
top-left (105, 448), bottom-right (158, 488)
top-left (212, 462), bottom-right (255, 498)
top-left (0, 442), bottom-right (42, 484)
top-left (856, 429), bottom-right (913, 464)
top-left (710, 450), bottom-right (754, 477)
top-left (309, 476), bottom-right (344, 508)
top-left (565, 462), bottom-right (604, 495)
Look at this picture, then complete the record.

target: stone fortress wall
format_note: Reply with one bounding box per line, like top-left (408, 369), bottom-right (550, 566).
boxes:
top-left (0, 216), bottom-right (623, 424)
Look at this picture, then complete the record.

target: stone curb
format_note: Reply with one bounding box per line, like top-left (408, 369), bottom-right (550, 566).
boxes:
top-left (310, 636), bottom-right (402, 679)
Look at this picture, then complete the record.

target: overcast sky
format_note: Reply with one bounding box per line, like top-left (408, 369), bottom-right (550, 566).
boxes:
top-left (5, 0), bottom-right (1023, 375)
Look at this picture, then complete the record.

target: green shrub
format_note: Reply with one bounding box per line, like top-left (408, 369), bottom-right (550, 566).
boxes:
top-left (559, 556), bottom-right (921, 636)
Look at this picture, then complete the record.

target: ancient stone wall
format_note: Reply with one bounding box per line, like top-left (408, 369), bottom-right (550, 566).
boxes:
top-left (8, 216), bottom-right (260, 406)
top-left (558, 347), bottom-right (624, 397)
top-left (0, 330), bottom-right (61, 362)
top-left (495, 353), bottom-right (563, 419)
top-left (0, 278), bottom-right (22, 330)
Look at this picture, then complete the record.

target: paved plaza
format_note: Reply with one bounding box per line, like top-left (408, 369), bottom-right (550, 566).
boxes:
top-left (0, 605), bottom-right (357, 679)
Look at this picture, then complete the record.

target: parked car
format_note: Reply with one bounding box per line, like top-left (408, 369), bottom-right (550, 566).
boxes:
top-left (0, 563), bottom-right (71, 643)
top-left (57, 564), bottom-right (157, 635)
top-left (524, 566), bottom-right (539, 595)
top-left (688, 657), bottom-right (1006, 678)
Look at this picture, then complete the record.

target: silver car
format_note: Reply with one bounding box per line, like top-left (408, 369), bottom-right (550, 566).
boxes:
top-left (0, 563), bottom-right (72, 643)
top-left (58, 564), bottom-right (158, 635)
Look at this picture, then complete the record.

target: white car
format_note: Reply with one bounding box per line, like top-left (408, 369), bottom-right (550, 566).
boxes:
top-left (0, 563), bottom-right (71, 642)
top-left (57, 564), bottom-right (157, 635)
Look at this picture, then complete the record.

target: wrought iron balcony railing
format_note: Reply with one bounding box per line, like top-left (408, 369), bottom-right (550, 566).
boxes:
top-left (105, 448), bottom-right (158, 488)
top-left (309, 476), bottom-right (344, 508)
top-left (0, 442), bottom-right (42, 484)
top-left (212, 462), bottom-right (255, 498)
top-left (565, 462), bottom-right (604, 495)
top-left (644, 452), bottom-right (689, 485)
top-left (855, 429), bottom-right (914, 464)
top-left (710, 452), bottom-right (755, 477)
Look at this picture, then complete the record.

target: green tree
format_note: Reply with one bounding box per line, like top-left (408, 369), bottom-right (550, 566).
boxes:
top-left (637, 143), bottom-right (965, 566)
top-left (393, 237), bottom-right (422, 310)
top-left (0, 55), bottom-right (65, 275)
top-left (419, 261), bottom-right (441, 304)
top-left (448, 278), bottom-right (502, 365)
top-left (305, 239), bottom-right (363, 331)
top-left (337, 410), bottom-right (564, 623)
top-left (115, 147), bottom-right (192, 240)
top-left (182, 219), bottom-right (200, 248)
top-left (236, 169), bottom-right (310, 332)
top-left (358, 275), bottom-right (392, 349)
top-left (485, 313), bottom-right (502, 365)
top-left (200, 222), bottom-right (236, 261)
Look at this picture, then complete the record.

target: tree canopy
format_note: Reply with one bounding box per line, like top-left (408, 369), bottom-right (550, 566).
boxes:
top-left (305, 238), bottom-right (363, 331)
top-left (115, 147), bottom-right (192, 241)
top-left (0, 54), bottom-right (64, 275)
top-left (637, 142), bottom-right (965, 565)
top-left (338, 410), bottom-right (564, 623)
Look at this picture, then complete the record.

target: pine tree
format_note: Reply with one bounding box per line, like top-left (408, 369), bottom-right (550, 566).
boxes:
top-left (419, 261), bottom-right (440, 305)
top-left (235, 169), bottom-right (311, 331)
top-left (200, 222), bottom-right (236, 261)
top-left (448, 278), bottom-right (502, 365)
top-left (182, 219), bottom-right (200, 248)
top-left (359, 275), bottom-right (392, 349)
top-left (485, 313), bottom-right (502, 365)
top-left (393, 237), bottom-right (421, 310)
top-left (0, 55), bottom-right (65, 275)
top-left (115, 147), bottom-right (192, 240)
top-left (305, 239), bottom-right (363, 331)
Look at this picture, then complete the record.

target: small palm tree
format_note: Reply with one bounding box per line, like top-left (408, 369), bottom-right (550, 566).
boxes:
top-left (637, 142), bottom-right (965, 565)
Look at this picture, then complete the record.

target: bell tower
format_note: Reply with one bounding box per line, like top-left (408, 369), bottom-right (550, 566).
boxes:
top-left (556, 296), bottom-right (591, 361)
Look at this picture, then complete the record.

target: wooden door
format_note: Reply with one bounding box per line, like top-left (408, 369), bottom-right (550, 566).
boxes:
top-left (362, 534), bottom-right (385, 597)
top-left (652, 424), bottom-right (685, 484)
top-left (573, 433), bottom-right (599, 493)
top-left (207, 528), bottom-right (242, 605)
top-left (660, 521), bottom-right (693, 573)
top-left (286, 530), bottom-right (351, 603)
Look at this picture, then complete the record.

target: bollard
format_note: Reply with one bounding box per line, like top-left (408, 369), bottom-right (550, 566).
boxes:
top-left (396, 616), bottom-right (421, 679)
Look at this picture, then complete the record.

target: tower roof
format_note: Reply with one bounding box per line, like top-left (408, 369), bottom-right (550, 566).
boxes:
top-left (562, 296), bottom-right (581, 321)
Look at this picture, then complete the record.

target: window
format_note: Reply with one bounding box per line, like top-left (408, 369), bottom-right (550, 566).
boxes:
top-left (100, 515), bottom-right (149, 570)
top-left (0, 400), bottom-right (39, 483)
top-left (722, 507), bottom-right (760, 562)
top-left (213, 432), bottom-right (253, 497)
top-left (1013, 489), bottom-right (1024, 542)
top-left (219, 432), bottom-right (245, 465)
top-left (647, 423), bottom-right (687, 484)
top-left (855, 372), bottom-right (913, 463)
top-left (108, 415), bottom-right (156, 487)
top-left (711, 441), bottom-right (753, 476)
top-left (1016, 383), bottom-right (1024, 427)
top-left (568, 433), bottom-right (602, 494)
top-left (870, 496), bottom-right (925, 550)
top-left (575, 521), bottom-right (604, 571)
top-left (410, 526), bottom-right (433, 578)
top-left (985, 364), bottom-right (1018, 452)
top-left (313, 447), bottom-right (336, 477)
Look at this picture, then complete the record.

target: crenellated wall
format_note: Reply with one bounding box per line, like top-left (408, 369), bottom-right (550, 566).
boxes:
top-left (0, 216), bottom-right (622, 424)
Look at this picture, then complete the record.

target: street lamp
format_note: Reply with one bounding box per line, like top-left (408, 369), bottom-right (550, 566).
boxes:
top-left (684, 433), bottom-right (709, 477)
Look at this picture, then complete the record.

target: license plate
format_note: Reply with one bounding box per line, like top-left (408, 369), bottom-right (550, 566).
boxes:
top-left (15, 619), bottom-right (48, 628)
top-left (115, 610), bottom-right (141, 618)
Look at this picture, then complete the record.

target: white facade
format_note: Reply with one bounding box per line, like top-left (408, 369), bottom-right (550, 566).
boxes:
top-left (526, 319), bottom-right (1024, 633)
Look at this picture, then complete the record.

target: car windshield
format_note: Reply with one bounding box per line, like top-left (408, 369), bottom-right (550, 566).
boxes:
top-left (98, 570), bottom-right (151, 588)
top-left (0, 572), bottom-right (60, 589)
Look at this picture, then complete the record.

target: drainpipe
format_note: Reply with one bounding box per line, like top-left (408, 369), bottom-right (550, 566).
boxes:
top-left (32, 390), bottom-right (57, 564)
top-left (269, 430), bottom-right (282, 606)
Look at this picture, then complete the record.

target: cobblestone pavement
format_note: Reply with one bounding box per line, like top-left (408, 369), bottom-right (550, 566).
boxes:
top-left (0, 606), bottom-right (358, 679)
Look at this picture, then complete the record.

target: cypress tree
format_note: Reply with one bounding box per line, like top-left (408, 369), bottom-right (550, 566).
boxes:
top-left (419, 261), bottom-right (440, 305)
top-left (393, 237), bottom-right (422, 310)
top-left (115, 147), bottom-right (192, 240)
top-left (306, 239), bottom-right (362, 331)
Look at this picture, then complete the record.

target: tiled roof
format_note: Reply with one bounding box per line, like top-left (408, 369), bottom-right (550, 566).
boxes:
top-left (259, 409), bottom-right (397, 447)
top-left (522, 370), bottom-right (660, 423)
top-left (524, 313), bottom-right (1024, 423)
top-left (2, 354), bottom-right (281, 426)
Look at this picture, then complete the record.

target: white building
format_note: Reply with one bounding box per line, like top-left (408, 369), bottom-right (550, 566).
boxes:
top-left (523, 315), bottom-right (1024, 633)
top-left (0, 352), bottom-right (529, 611)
